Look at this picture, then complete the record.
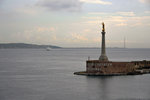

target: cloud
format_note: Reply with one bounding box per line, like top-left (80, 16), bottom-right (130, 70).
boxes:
top-left (71, 33), bottom-right (88, 42)
top-left (80, 0), bottom-right (112, 5)
top-left (12, 26), bottom-right (57, 44)
top-left (139, 0), bottom-right (150, 4)
top-left (88, 12), bottom-right (107, 15)
top-left (83, 16), bottom-right (126, 25)
top-left (139, 0), bottom-right (150, 6)
top-left (82, 12), bottom-right (150, 27)
top-left (37, 0), bottom-right (112, 12)
top-left (84, 15), bottom-right (150, 27)
top-left (36, 27), bottom-right (55, 32)
top-left (144, 10), bottom-right (150, 13)
top-left (117, 12), bottom-right (135, 16)
top-left (15, 7), bottom-right (38, 15)
top-left (116, 23), bottom-right (127, 26)
top-left (37, 0), bottom-right (83, 12)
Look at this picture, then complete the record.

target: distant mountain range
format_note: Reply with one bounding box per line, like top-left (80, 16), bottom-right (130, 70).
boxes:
top-left (0, 43), bottom-right (61, 49)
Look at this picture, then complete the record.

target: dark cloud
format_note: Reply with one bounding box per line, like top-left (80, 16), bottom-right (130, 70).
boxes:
top-left (37, 0), bottom-right (83, 12)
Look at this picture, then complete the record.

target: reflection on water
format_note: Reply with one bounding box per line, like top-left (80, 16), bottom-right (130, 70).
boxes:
top-left (0, 48), bottom-right (150, 100)
top-left (85, 75), bottom-right (150, 100)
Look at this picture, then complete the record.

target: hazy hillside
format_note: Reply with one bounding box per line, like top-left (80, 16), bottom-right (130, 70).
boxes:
top-left (0, 43), bottom-right (61, 49)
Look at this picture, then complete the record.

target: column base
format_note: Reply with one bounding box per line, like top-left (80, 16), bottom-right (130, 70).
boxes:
top-left (99, 55), bottom-right (108, 61)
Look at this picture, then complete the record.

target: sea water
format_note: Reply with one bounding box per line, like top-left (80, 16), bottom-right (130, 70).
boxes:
top-left (0, 48), bottom-right (150, 100)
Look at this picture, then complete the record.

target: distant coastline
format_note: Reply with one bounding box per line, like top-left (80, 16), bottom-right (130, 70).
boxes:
top-left (0, 43), bottom-right (61, 49)
top-left (0, 43), bottom-right (150, 49)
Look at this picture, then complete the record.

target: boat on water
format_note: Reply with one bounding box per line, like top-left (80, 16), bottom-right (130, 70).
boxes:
top-left (46, 47), bottom-right (52, 51)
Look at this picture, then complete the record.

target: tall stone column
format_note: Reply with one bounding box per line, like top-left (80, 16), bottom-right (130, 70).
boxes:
top-left (99, 22), bottom-right (108, 61)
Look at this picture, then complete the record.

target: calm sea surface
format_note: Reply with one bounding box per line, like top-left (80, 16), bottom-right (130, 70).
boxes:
top-left (0, 48), bottom-right (150, 100)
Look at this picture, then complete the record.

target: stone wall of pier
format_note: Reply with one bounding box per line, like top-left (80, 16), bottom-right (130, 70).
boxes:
top-left (86, 60), bottom-right (135, 74)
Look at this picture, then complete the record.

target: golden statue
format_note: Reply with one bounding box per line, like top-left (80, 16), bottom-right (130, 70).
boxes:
top-left (102, 22), bottom-right (105, 32)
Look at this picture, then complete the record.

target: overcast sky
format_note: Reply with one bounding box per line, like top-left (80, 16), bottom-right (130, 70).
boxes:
top-left (0, 0), bottom-right (150, 48)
